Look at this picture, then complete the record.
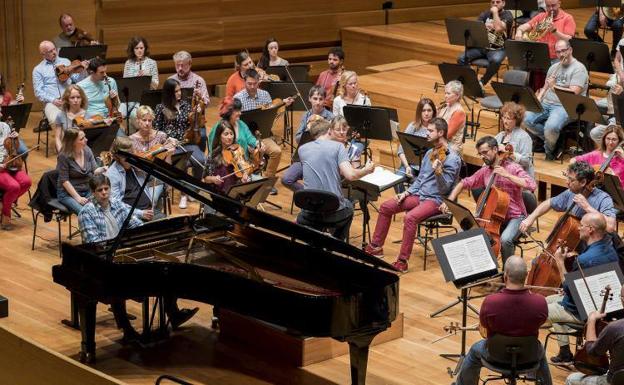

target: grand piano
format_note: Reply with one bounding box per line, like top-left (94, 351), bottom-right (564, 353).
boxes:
top-left (52, 153), bottom-right (399, 385)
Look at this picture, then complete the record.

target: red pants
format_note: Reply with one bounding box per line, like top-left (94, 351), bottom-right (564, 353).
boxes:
top-left (0, 170), bottom-right (31, 217)
top-left (371, 195), bottom-right (440, 261)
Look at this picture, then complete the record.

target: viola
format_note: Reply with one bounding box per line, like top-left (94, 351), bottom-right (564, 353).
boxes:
top-left (73, 115), bottom-right (109, 129)
top-left (222, 144), bottom-right (255, 179)
top-left (429, 146), bottom-right (448, 176)
top-left (55, 60), bottom-right (87, 82)
top-left (137, 144), bottom-right (172, 161)
top-left (260, 94), bottom-right (297, 111)
top-left (186, 80), bottom-right (205, 145)
top-left (68, 28), bottom-right (98, 47)
top-left (3, 118), bottom-right (22, 174)
top-left (104, 76), bottom-right (123, 123)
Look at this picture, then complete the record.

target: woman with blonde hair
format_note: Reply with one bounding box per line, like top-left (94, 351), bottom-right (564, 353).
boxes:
top-left (438, 80), bottom-right (466, 154)
top-left (332, 70), bottom-right (370, 116)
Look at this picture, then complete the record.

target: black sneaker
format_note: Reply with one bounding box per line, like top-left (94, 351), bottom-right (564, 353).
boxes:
top-left (550, 349), bottom-right (573, 365)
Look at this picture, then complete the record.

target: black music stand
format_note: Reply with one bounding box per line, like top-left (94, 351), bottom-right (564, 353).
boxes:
top-left (505, 40), bottom-right (551, 71)
top-left (445, 18), bottom-right (490, 64)
top-left (85, 123), bottom-right (118, 156)
top-left (491, 82), bottom-right (543, 113)
top-left (570, 38), bottom-right (614, 90)
top-left (227, 177), bottom-right (276, 208)
top-left (1, 103), bottom-right (32, 132)
top-left (438, 63), bottom-right (484, 138)
top-left (140, 89), bottom-right (163, 111)
top-left (343, 105), bottom-right (393, 164)
top-left (58, 45), bottom-right (107, 61)
top-left (116, 76), bottom-right (152, 133)
top-left (556, 89), bottom-right (605, 157)
top-left (602, 173), bottom-right (624, 212)
top-left (266, 64), bottom-right (310, 82)
top-left (506, 0), bottom-right (541, 36)
top-left (431, 228), bottom-right (500, 375)
top-left (613, 91), bottom-right (624, 125)
top-left (240, 107), bottom-right (279, 140)
top-left (396, 132), bottom-right (432, 167)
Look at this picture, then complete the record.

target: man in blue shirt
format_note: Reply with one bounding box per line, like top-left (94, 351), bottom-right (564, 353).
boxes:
top-left (77, 57), bottom-right (119, 119)
top-left (545, 212), bottom-right (619, 365)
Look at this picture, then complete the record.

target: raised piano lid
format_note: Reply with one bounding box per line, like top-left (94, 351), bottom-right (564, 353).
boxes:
top-left (118, 151), bottom-right (399, 272)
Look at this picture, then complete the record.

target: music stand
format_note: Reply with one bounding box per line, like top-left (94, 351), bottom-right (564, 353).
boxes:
top-left (431, 228), bottom-right (500, 375)
top-left (579, 0), bottom-right (622, 6)
top-left (441, 198), bottom-right (481, 234)
top-left (1, 103), bottom-right (32, 132)
top-left (602, 173), bottom-right (624, 212)
top-left (227, 177), bottom-right (276, 208)
top-left (84, 123), bottom-right (118, 155)
top-left (445, 18), bottom-right (490, 64)
top-left (140, 89), bottom-right (163, 111)
top-left (613, 91), bottom-right (624, 126)
top-left (240, 107), bottom-right (279, 140)
top-left (266, 64), bottom-right (310, 82)
top-left (116, 76), bottom-right (152, 133)
top-left (556, 89), bottom-right (605, 157)
top-left (491, 82), bottom-right (543, 113)
top-left (438, 63), bottom-right (484, 138)
top-left (372, 105), bottom-right (399, 122)
top-left (58, 45), bottom-right (107, 61)
top-left (506, 0), bottom-right (541, 36)
top-left (570, 38), bottom-right (613, 90)
top-left (396, 132), bottom-right (432, 167)
top-left (505, 40), bottom-right (551, 71)
top-left (343, 105), bottom-right (393, 164)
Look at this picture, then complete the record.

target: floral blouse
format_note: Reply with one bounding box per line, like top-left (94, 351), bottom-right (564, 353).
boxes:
top-left (154, 100), bottom-right (192, 141)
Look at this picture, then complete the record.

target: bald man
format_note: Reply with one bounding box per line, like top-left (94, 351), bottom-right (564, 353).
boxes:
top-left (32, 40), bottom-right (88, 124)
top-left (454, 256), bottom-right (551, 385)
top-left (547, 212), bottom-right (619, 365)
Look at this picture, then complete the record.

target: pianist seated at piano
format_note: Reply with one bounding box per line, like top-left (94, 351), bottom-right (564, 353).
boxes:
top-left (204, 120), bottom-right (249, 195)
top-left (297, 119), bottom-right (374, 242)
top-left (106, 137), bottom-right (165, 220)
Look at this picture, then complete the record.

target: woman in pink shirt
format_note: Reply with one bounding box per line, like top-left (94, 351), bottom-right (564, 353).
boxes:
top-left (572, 125), bottom-right (624, 187)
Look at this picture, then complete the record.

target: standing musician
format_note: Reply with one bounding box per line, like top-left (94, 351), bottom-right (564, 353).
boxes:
top-left (544, 212), bottom-right (619, 365)
top-left (225, 51), bottom-right (255, 99)
top-left (332, 70), bottom-right (371, 116)
top-left (153, 79), bottom-right (206, 209)
top-left (0, 72), bottom-right (24, 105)
top-left (565, 284), bottom-right (624, 385)
top-left (584, 4), bottom-right (624, 58)
top-left (77, 58), bottom-right (122, 123)
top-left (514, 0), bottom-right (576, 60)
top-left (297, 119), bottom-right (374, 242)
top-left (572, 125), bottom-right (624, 188)
top-left (439, 80), bottom-right (467, 155)
top-left (0, 109), bottom-right (31, 230)
top-left (453, 256), bottom-right (551, 385)
top-left (123, 36), bottom-right (159, 90)
top-left (457, 0), bottom-right (514, 87)
top-left (204, 121), bottom-right (249, 195)
top-left (315, 47), bottom-right (345, 110)
top-left (33, 40), bottom-right (88, 124)
top-left (257, 38), bottom-right (289, 70)
top-left (364, 118), bottom-right (462, 273)
top-left (495, 102), bottom-right (534, 177)
top-left (442, 136), bottom-right (537, 263)
top-left (53, 13), bottom-right (98, 48)
top-left (520, 161), bottom-right (617, 236)
top-left (523, 39), bottom-right (589, 161)
top-left (168, 51), bottom-right (210, 106)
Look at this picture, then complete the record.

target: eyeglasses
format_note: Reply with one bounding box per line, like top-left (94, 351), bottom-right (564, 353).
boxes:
top-left (562, 171), bottom-right (578, 182)
top-left (555, 48), bottom-right (570, 54)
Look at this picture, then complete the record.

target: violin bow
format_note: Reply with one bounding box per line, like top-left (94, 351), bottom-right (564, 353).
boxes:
top-left (3, 144), bottom-right (40, 165)
top-left (221, 164), bottom-right (255, 180)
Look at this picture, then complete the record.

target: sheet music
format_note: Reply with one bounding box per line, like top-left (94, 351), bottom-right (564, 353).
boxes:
top-left (572, 271), bottom-right (623, 314)
top-left (359, 167), bottom-right (404, 189)
top-left (442, 234), bottom-right (496, 280)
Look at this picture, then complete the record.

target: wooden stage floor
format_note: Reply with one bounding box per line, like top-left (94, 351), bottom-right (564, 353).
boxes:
top-left (0, 7), bottom-right (607, 385)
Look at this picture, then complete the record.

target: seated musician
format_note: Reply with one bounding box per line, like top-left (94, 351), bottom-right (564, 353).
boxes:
top-left (257, 38), bottom-right (289, 70)
top-left (495, 102), bottom-right (534, 177)
top-left (56, 128), bottom-right (107, 214)
top-left (439, 80), bottom-right (467, 154)
top-left (294, 85), bottom-right (334, 144)
top-left (0, 109), bottom-right (31, 230)
top-left (225, 51), bottom-right (255, 99)
top-left (545, 212), bottom-right (619, 365)
top-left (395, 97), bottom-right (437, 193)
top-left (572, 125), bottom-right (624, 188)
top-left (123, 36), bottom-right (159, 90)
top-left (204, 121), bottom-right (249, 195)
top-left (168, 51), bottom-right (210, 106)
top-left (154, 79), bottom-right (206, 209)
top-left (332, 70), bottom-right (371, 116)
top-left (33, 40), bottom-right (88, 124)
top-left (441, 136), bottom-right (537, 264)
top-left (77, 58), bottom-right (124, 132)
top-left (457, 0), bottom-right (513, 87)
top-left (592, 47), bottom-right (624, 143)
top-left (364, 118), bottom-right (462, 273)
top-left (565, 284), bottom-right (624, 385)
top-left (584, 4), bottom-right (624, 58)
top-left (454, 256), bottom-right (551, 385)
top-left (520, 161), bottom-right (617, 235)
top-left (208, 97), bottom-right (259, 162)
top-left (523, 40), bottom-right (589, 161)
top-left (297, 119), bottom-right (374, 242)
top-left (53, 13), bottom-right (98, 48)
top-left (0, 72), bottom-right (24, 106)
top-left (514, 0), bottom-right (576, 60)
top-left (316, 47), bottom-right (345, 111)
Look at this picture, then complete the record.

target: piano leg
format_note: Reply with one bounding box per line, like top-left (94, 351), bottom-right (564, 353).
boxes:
top-left (77, 298), bottom-right (97, 364)
top-left (61, 292), bottom-right (80, 330)
top-left (347, 333), bottom-right (377, 385)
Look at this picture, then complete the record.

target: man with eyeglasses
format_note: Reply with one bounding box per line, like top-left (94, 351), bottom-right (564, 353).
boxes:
top-left (541, 212), bottom-right (619, 365)
top-left (522, 39), bottom-right (589, 160)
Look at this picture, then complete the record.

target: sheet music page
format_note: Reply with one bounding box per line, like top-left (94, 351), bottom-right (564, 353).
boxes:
top-left (359, 167), bottom-right (403, 189)
top-left (442, 234), bottom-right (496, 280)
top-left (572, 271), bottom-right (623, 314)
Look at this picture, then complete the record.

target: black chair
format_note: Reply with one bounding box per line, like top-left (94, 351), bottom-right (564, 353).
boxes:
top-left (294, 189), bottom-right (342, 235)
top-left (481, 334), bottom-right (545, 385)
top-left (418, 213), bottom-right (457, 271)
top-left (35, 117), bottom-right (52, 158)
top-left (543, 322), bottom-right (584, 359)
top-left (476, 70), bottom-right (529, 131)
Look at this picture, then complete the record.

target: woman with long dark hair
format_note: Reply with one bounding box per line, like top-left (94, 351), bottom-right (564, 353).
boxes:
top-left (257, 38), bottom-right (289, 70)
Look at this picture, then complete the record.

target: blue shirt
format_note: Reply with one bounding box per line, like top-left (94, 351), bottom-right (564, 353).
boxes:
top-left (32, 57), bottom-right (76, 104)
top-left (77, 76), bottom-right (118, 117)
top-left (407, 148), bottom-right (461, 204)
top-left (561, 236), bottom-right (619, 317)
top-left (78, 198), bottom-right (143, 243)
top-left (234, 89), bottom-right (272, 112)
top-left (550, 188), bottom-right (616, 218)
top-left (295, 109), bottom-right (334, 143)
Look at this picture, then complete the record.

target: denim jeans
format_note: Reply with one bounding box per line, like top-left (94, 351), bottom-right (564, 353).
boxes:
top-left (455, 339), bottom-right (552, 385)
top-left (523, 103), bottom-right (569, 158)
top-left (584, 11), bottom-right (624, 54)
top-left (457, 48), bottom-right (506, 85)
top-left (57, 189), bottom-right (91, 215)
top-left (500, 216), bottom-right (525, 263)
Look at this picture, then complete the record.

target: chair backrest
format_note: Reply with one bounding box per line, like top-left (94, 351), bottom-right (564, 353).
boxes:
top-left (485, 334), bottom-right (542, 367)
top-left (503, 70), bottom-right (529, 86)
top-left (521, 191), bottom-right (538, 213)
top-left (294, 189), bottom-right (340, 213)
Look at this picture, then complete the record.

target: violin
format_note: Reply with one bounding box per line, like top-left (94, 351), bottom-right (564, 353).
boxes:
top-left (186, 80), bottom-right (205, 145)
top-left (574, 285), bottom-right (613, 375)
top-left (594, 140), bottom-right (624, 182)
top-left (256, 67), bottom-right (280, 82)
top-left (3, 118), bottom-right (22, 174)
top-left (222, 144), bottom-right (255, 179)
top-left (260, 94), bottom-right (297, 111)
top-left (73, 115), bottom-right (109, 129)
top-left (55, 60), bottom-right (88, 82)
top-left (104, 76), bottom-right (123, 123)
top-left (137, 144), bottom-right (172, 161)
top-left (429, 146), bottom-right (448, 176)
top-left (68, 28), bottom-right (98, 47)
